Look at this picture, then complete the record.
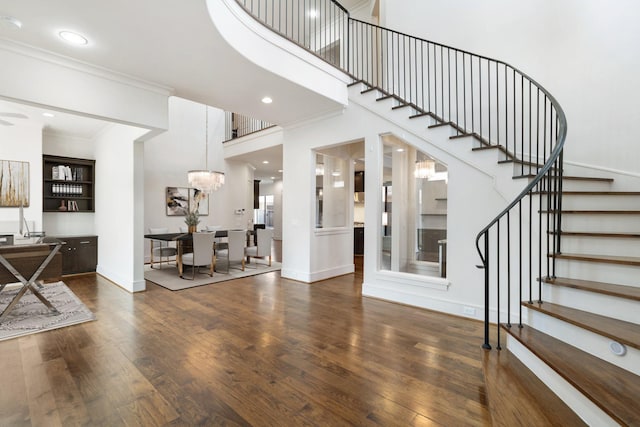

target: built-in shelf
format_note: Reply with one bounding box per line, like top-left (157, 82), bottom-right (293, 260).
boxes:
top-left (43, 155), bottom-right (95, 213)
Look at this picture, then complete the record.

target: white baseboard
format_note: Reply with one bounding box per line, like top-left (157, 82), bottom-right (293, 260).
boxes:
top-left (96, 265), bottom-right (145, 293)
top-left (281, 263), bottom-right (354, 283)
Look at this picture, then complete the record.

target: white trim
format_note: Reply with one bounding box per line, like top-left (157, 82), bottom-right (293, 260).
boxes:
top-left (0, 38), bottom-right (174, 96)
top-left (314, 227), bottom-right (350, 236)
top-left (375, 269), bottom-right (449, 291)
top-left (282, 263), bottom-right (354, 283)
top-left (96, 265), bottom-right (145, 293)
top-left (564, 160), bottom-right (640, 179)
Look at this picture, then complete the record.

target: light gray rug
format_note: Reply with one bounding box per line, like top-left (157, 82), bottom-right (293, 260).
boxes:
top-left (0, 281), bottom-right (96, 342)
top-left (144, 261), bottom-right (281, 291)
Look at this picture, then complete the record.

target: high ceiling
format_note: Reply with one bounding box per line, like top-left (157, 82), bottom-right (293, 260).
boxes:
top-left (0, 0), bottom-right (369, 178)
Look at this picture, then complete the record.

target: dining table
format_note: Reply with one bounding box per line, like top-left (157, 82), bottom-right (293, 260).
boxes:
top-left (144, 230), bottom-right (253, 277)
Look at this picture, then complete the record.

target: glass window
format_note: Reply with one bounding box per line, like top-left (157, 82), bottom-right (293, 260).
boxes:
top-left (380, 137), bottom-right (448, 277)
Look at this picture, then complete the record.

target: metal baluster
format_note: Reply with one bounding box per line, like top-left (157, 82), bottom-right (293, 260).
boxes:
top-left (496, 219), bottom-right (501, 350)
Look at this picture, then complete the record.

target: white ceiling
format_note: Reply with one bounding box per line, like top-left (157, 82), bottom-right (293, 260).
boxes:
top-left (0, 0), bottom-right (368, 178)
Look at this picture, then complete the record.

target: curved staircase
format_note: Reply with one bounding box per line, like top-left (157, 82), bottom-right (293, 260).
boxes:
top-left (229, 0), bottom-right (640, 424)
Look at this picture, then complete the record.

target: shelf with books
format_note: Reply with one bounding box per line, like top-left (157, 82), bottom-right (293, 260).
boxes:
top-left (42, 155), bottom-right (95, 213)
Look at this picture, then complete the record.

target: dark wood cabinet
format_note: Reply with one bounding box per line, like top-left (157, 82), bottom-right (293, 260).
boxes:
top-left (43, 155), bottom-right (95, 212)
top-left (58, 235), bottom-right (98, 275)
top-left (354, 171), bottom-right (365, 192)
top-left (354, 227), bottom-right (364, 255)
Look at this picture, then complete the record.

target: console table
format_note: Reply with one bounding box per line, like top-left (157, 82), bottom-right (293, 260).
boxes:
top-left (0, 241), bottom-right (63, 323)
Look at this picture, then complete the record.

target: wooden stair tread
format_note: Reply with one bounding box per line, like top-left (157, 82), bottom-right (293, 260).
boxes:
top-left (504, 325), bottom-right (640, 426)
top-left (391, 103), bottom-right (410, 110)
top-left (523, 301), bottom-right (640, 350)
top-left (562, 176), bottom-right (614, 183)
top-left (482, 349), bottom-right (586, 426)
top-left (542, 276), bottom-right (640, 301)
top-left (541, 210), bottom-right (640, 214)
top-left (550, 252), bottom-right (640, 266)
top-left (549, 231), bottom-right (640, 239)
top-left (559, 191), bottom-right (640, 195)
top-left (534, 191), bottom-right (640, 196)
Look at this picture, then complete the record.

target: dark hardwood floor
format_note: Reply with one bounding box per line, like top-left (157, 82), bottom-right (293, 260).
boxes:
top-left (0, 251), bottom-right (493, 426)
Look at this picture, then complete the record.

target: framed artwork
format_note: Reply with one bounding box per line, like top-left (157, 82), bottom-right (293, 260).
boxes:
top-left (0, 160), bottom-right (29, 207)
top-left (166, 187), bottom-right (189, 216)
top-left (190, 188), bottom-right (208, 216)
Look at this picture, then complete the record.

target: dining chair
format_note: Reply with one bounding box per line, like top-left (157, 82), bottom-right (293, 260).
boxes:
top-left (148, 227), bottom-right (177, 269)
top-left (245, 228), bottom-right (273, 267)
top-left (180, 232), bottom-right (216, 279)
top-left (215, 230), bottom-right (245, 273)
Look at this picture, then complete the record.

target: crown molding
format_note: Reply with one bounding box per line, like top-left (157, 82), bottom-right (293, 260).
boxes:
top-left (0, 37), bottom-right (174, 97)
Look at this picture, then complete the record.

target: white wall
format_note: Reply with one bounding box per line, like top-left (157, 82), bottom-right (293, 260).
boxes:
top-left (94, 124), bottom-right (148, 292)
top-left (0, 123), bottom-right (43, 233)
top-left (143, 97), bottom-right (226, 238)
top-left (143, 97), bottom-right (259, 261)
top-left (380, 0), bottom-right (640, 176)
top-left (0, 41), bottom-right (170, 132)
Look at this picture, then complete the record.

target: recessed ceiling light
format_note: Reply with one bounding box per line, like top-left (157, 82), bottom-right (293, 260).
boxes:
top-left (42, 112), bottom-right (55, 118)
top-left (261, 96), bottom-right (273, 104)
top-left (0, 16), bottom-right (23, 29)
top-left (262, 160), bottom-right (269, 164)
top-left (270, 176), bottom-right (275, 180)
top-left (309, 10), bottom-right (318, 18)
top-left (278, 169), bottom-right (283, 173)
top-left (58, 30), bottom-right (88, 46)
top-left (396, 148), bottom-right (404, 152)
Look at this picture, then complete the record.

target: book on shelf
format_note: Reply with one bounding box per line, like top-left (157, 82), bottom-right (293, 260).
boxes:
top-left (52, 165), bottom-right (76, 181)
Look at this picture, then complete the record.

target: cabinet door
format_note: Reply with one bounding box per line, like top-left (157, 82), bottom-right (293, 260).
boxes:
top-left (75, 238), bottom-right (98, 273)
top-left (60, 240), bottom-right (76, 275)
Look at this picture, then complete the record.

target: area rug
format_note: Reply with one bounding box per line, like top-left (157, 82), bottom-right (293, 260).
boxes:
top-left (0, 281), bottom-right (96, 342)
top-left (144, 261), bottom-right (281, 291)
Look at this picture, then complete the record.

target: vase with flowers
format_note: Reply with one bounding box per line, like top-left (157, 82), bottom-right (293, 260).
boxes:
top-left (184, 209), bottom-right (200, 233)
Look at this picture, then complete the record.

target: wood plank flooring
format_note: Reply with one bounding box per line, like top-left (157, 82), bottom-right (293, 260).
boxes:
top-left (0, 260), bottom-right (496, 426)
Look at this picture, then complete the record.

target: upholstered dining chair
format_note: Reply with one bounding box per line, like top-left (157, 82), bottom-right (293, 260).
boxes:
top-left (245, 228), bottom-right (273, 266)
top-left (215, 230), bottom-right (245, 273)
top-left (148, 227), bottom-right (177, 269)
top-left (180, 232), bottom-right (216, 279)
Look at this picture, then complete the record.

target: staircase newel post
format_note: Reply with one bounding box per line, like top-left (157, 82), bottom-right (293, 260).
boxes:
top-left (482, 231), bottom-right (492, 350)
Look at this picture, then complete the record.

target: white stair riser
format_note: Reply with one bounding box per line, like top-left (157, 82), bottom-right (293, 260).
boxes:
top-left (557, 214), bottom-right (640, 233)
top-left (542, 195), bottom-right (640, 210)
top-left (560, 180), bottom-right (614, 192)
top-left (542, 283), bottom-right (639, 324)
top-left (558, 235), bottom-right (640, 257)
top-left (553, 259), bottom-right (639, 287)
top-left (525, 309), bottom-right (640, 377)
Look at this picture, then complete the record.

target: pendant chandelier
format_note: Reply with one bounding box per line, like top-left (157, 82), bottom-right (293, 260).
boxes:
top-left (188, 105), bottom-right (225, 193)
top-left (414, 159), bottom-right (436, 179)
